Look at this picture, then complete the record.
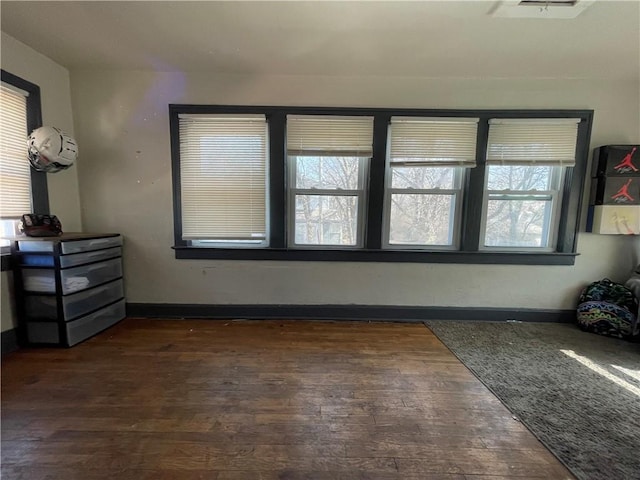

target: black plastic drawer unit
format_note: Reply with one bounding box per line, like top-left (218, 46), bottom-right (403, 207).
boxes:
top-left (12, 233), bottom-right (126, 347)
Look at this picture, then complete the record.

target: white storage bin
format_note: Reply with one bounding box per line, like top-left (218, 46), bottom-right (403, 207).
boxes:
top-left (60, 236), bottom-right (122, 254)
top-left (25, 279), bottom-right (124, 321)
top-left (20, 247), bottom-right (122, 268)
top-left (60, 247), bottom-right (122, 268)
top-left (61, 258), bottom-right (122, 294)
top-left (22, 258), bottom-right (122, 294)
top-left (26, 299), bottom-right (126, 346)
top-left (66, 299), bottom-right (126, 346)
top-left (17, 240), bottom-right (55, 253)
top-left (17, 235), bottom-right (122, 254)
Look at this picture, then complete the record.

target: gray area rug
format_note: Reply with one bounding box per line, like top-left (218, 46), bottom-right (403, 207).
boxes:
top-left (425, 321), bottom-right (640, 480)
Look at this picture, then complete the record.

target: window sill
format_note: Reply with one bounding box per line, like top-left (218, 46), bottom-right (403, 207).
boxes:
top-left (173, 246), bottom-right (578, 265)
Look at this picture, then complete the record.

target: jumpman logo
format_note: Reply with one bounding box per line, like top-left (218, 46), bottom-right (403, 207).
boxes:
top-left (611, 212), bottom-right (634, 234)
top-left (614, 147), bottom-right (638, 173)
top-left (611, 179), bottom-right (635, 203)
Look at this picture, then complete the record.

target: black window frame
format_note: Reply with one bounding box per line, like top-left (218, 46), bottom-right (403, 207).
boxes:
top-left (0, 70), bottom-right (47, 264)
top-left (170, 105), bottom-right (593, 265)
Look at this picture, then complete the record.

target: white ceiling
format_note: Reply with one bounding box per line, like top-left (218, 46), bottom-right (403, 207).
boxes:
top-left (1, 1), bottom-right (639, 80)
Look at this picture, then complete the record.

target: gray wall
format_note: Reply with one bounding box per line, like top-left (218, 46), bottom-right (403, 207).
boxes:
top-left (1, 33), bottom-right (81, 332)
top-left (70, 70), bottom-right (640, 310)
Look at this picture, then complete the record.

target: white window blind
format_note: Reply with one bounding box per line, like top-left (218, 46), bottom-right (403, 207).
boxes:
top-left (178, 114), bottom-right (268, 241)
top-left (389, 117), bottom-right (479, 167)
top-left (287, 115), bottom-right (374, 157)
top-left (487, 118), bottom-right (580, 166)
top-left (0, 83), bottom-right (31, 218)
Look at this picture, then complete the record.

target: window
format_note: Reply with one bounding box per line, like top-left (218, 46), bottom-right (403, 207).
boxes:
top-left (287, 115), bottom-right (373, 248)
top-left (482, 119), bottom-right (580, 250)
top-left (1, 84), bottom-right (31, 224)
top-left (0, 70), bottom-right (46, 254)
top-left (177, 114), bottom-right (269, 247)
top-left (170, 105), bottom-right (592, 265)
top-left (384, 117), bottom-right (479, 249)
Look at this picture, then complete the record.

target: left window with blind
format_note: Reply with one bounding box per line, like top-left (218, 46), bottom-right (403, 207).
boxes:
top-left (0, 71), bottom-right (45, 252)
top-left (176, 114), bottom-right (269, 247)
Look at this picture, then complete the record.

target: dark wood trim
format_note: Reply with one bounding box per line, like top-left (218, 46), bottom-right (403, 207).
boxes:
top-left (268, 112), bottom-right (286, 248)
top-left (460, 118), bottom-right (489, 251)
top-left (1, 328), bottom-right (18, 355)
top-left (169, 104), bottom-right (593, 264)
top-left (1, 254), bottom-right (12, 271)
top-left (168, 106), bottom-right (184, 248)
top-left (365, 114), bottom-right (391, 249)
top-left (10, 240), bottom-right (28, 347)
top-left (27, 86), bottom-right (48, 215)
top-left (126, 303), bottom-right (576, 323)
top-left (557, 114), bottom-right (593, 253)
top-left (173, 245), bottom-right (577, 265)
top-left (170, 105), bottom-right (592, 119)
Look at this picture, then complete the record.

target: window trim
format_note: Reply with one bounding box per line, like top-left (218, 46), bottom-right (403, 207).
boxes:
top-left (0, 70), bottom-right (47, 262)
top-left (169, 105), bottom-right (593, 265)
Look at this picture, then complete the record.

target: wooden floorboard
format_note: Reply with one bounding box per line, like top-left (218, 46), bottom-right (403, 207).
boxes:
top-left (1, 318), bottom-right (575, 479)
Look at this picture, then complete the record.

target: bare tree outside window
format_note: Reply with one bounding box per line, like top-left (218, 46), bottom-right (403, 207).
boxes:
top-left (387, 166), bottom-right (462, 246)
top-left (292, 156), bottom-right (363, 246)
top-left (484, 165), bottom-right (561, 248)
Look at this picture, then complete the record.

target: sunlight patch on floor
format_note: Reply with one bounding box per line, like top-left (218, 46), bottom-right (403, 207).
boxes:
top-left (611, 364), bottom-right (640, 383)
top-left (560, 349), bottom-right (640, 398)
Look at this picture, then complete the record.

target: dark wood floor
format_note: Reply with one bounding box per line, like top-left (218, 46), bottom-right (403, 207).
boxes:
top-left (1, 318), bottom-right (575, 480)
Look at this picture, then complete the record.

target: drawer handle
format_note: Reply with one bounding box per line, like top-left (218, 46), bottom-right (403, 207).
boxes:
top-left (89, 239), bottom-right (112, 245)
top-left (88, 284), bottom-right (110, 295)
top-left (85, 259), bottom-right (119, 271)
top-left (85, 250), bottom-right (110, 258)
top-left (86, 263), bottom-right (108, 272)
